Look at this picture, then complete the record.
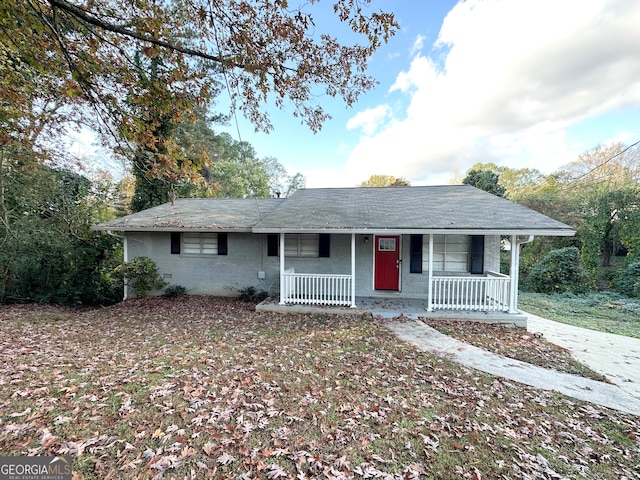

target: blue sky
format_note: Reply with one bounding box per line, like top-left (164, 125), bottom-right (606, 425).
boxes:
top-left (220, 0), bottom-right (640, 188)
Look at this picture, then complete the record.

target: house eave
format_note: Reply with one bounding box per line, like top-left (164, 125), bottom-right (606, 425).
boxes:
top-left (91, 226), bottom-right (253, 233)
top-left (251, 227), bottom-right (576, 236)
top-left (92, 224), bottom-right (575, 237)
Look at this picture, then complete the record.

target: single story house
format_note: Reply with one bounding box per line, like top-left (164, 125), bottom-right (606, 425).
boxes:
top-left (94, 185), bottom-right (574, 317)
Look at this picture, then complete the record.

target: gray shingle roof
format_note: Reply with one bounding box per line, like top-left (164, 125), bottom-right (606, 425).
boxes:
top-left (93, 186), bottom-right (574, 235)
top-left (253, 186), bottom-right (574, 234)
top-left (93, 198), bottom-right (285, 231)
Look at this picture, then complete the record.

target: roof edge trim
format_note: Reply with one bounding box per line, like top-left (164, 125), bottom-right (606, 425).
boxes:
top-left (252, 228), bottom-right (575, 236)
top-left (92, 226), bottom-right (253, 233)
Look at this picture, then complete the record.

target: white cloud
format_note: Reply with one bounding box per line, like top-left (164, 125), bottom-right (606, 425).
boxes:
top-left (345, 0), bottom-right (640, 184)
top-left (346, 105), bottom-right (392, 136)
top-left (410, 34), bottom-right (426, 56)
top-left (304, 166), bottom-right (355, 188)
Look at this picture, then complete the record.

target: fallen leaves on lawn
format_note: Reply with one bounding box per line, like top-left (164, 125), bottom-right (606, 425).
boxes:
top-left (423, 318), bottom-right (610, 382)
top-left (0, 297), bottom-right (638, 479)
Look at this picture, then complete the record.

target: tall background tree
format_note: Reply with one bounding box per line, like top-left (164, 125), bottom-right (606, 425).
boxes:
top-left (459, 142), bottom-right (640, 293)
top-left (462, 164), bottom-right (506, 197)
top-left (556, 142), bottom-right (640, 276)
top-left (359, 174), bottom-right (411, 187)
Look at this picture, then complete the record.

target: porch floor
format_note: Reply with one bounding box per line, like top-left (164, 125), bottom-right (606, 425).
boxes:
top-left (256, 296), bottom-right (527, 328)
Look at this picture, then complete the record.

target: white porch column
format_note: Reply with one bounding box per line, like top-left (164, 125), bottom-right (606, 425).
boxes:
top-left (509, 234), bottom-right (519, 313)
top-left (351, 233), bottom-right (356, 308)
top-left (427, 234), bottom-right (434, 312)
top-left (279, 233), bottom-right (286, 305)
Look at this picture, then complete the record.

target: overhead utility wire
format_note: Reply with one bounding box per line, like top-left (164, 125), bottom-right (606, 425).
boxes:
top-left (562, 140), bottom-right (640, 189)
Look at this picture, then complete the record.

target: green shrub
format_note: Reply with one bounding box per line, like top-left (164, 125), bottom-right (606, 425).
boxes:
top-left (614, 262), bottom-right (640, 298)
top-left (238, 286), bottom-right (269, 303)
top-left (163, 285), bottom-right (187, 298)
top-left (115, 257), bottom-right (167, 298)
top-left (525, 247), bottom-right (587, 294)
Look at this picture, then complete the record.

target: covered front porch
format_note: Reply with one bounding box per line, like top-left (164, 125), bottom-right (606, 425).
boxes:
top-left (259, 295), bottom-right (528, 327)
top-left (276, 232), bottom-right (532, 315)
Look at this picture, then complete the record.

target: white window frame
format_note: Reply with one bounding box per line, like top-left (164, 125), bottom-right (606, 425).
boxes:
top-left (423, 235), bottom-right (469, 272)
top-left (378, 237), bottom-right (397, 251)
top-left (285, 234), bottom-right (319, 257)
top-left (182, 232), bottom-right (219, 255)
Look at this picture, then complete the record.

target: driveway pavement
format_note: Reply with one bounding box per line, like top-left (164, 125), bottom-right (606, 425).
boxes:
top-left (525, 312), bottom-right (640, 399)
top-left (382, 313), bottom-right (640, 416)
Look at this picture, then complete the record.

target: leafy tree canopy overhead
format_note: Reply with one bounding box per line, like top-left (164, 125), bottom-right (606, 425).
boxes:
top-left (2, 0), bottom-right (397, 164)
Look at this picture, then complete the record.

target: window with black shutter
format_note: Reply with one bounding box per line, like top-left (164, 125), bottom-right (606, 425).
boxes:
top-left (410, 234), bottom-right (423, 273)
top-left (179, 233), bottom-right (227, 255)
top-left (217, 233), bottom-right (228, 255)
top-left (469, 235), bottom-right (484, 274)
top-left (284, 234), bottom-right (326, 257)
top-left (267, 234), bottom-right (279, 256)
top-left (319, 234), bottom-right (331, 258)
top-left (170, 232), bottom-right (181, 254)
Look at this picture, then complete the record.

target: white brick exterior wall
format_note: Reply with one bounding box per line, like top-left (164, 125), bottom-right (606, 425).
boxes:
top-left (126, 232), bottom-right (502, 299)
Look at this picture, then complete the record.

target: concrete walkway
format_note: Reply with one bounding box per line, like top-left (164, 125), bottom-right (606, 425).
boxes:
top-left (526, 313), bottom-right (640, 399)
top-left (382, 315), bottom-right (640, 416)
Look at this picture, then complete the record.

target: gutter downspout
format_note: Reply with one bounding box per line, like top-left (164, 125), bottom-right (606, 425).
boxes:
top-left (509, 235), bottom-right (534, 313)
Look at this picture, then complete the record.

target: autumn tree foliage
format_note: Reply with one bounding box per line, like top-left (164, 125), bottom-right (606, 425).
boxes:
top-left (2, 0), bottom-right (397, 181)
top-left (0, 0), bottom-right (394, 302)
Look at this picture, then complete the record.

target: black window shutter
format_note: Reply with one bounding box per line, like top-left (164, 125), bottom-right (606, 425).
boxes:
top-left (170, 232), bottom-right (181, 254)
top-left (267, 234), bottom-right (279, 256)
top-left (318, 233), bottom-right (330, 257)
top-left (218, 233), bottom-right (228, 255)
top-left (469, 235), bottom-right (484, 274)
top-left (410, 234), bottom-right (423, 273)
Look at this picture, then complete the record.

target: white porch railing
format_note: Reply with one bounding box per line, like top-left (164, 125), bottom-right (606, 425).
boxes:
top-left (279, 270), bottom-right (510, 311)
top-left (431, 272), bottom-right (511, 311)
top-left (281, 271), bottom-right (354, 306)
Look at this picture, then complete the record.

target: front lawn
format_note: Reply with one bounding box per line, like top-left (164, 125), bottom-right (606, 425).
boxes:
top-left (519, 291), bottom-right (640, 338)
top-left (1, 297), bottom-right (638, 479)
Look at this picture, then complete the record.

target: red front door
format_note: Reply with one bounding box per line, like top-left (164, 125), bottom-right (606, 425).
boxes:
top-left (374, 235), bottom-right (400, 290)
